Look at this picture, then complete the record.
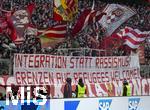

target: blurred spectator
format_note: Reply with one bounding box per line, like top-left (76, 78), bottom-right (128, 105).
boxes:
top-left (63, 77), bottom-right (72, 98)
top-left (122, 79), bottom-right (131, 96)
top-left (75, 78), bottom-right (87, 98)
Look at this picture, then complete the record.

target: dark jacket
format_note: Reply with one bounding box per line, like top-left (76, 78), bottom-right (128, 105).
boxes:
top-left (63, 78), bottom-right (72, 98)
top-left (123, 85), bottom-right (127, 96)
top-left (122, 81), bottom-right (128, 96)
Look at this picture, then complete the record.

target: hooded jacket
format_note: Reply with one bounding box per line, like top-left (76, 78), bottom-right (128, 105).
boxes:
top-left (75, 78), bottom-right (86, 98)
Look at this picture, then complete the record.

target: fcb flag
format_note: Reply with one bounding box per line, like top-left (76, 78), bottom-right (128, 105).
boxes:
top-left (38, 24), bottom-right (67, 48)
top-left (100, 27), bottom-right (149, 54)
top-left (117, 27), bottom-right (149, 49)
top-left (72, 9), bottom-right (106, 36)
top-left (98, 4), bottom-right (136, 36)
top-left (11, 9), bottom-right (30, 44)
top-left (54, 0), bottom-right (78, 21)
top-left (71, 9), bottom-right (92, 36)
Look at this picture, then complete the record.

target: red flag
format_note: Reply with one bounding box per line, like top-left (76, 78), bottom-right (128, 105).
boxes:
top-left (72, 9), bottom-right (91, 36)
top-left (66, 0), bottom-right (78, 14)
top-left (27, 3), bottom-right (36, 16)
top-left (38, 24), bottom-right (67, 48)
top-left (100, 33), bottom-right (123, 50)
top-left (0, 12), bottom-right (17, 42)
top-left (7, 16), bottom-right (17, 42)
top-left (117, 27), bottom-right (149, 49)
top-left (54, 12), bottom-right (63, 21)
top-left (0, 18), bottom-right (7, 33)
top-left (72, 9), bottom-right (106, 36)
top-left (0, 29), bottom-right (2, 33)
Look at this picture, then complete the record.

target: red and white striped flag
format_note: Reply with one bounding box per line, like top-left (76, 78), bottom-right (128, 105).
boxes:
top-left (38, 24), bottom-right (67, 48)
top-left (117, 27), bottom-right (149, 49)
top-left (66, 0), bottom-right (78, 14)
top-left (38, 24), bottom-right (67, 37)
top-left (72, 9), bottom-right (106, 36)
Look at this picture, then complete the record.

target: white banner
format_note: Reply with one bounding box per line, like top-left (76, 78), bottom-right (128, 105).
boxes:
top-left (13, 54), bottom-right (140, 85)
top-left (99, 4), bottom-right (136, 36)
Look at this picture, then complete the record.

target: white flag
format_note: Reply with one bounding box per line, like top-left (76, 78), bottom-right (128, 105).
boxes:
top-left (99, 4), bottom-right (136, 36)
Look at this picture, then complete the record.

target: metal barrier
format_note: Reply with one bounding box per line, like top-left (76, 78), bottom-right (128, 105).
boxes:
top-left (0, 59), bottom-right (12, 76)
top-left (55, 48), bottom-right (120, 56)
top-left (140, 65), bottom-right (150, 78)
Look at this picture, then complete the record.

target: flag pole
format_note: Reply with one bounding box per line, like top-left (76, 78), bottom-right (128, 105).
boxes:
top-left (91, 0), bottom-right (95, 10)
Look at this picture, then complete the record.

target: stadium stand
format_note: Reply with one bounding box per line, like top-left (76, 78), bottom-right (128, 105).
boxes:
top-left (0, 0), bottom-right (150, 100)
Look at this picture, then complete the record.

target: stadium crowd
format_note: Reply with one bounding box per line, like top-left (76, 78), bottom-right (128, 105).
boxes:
top-left (0, 0), bottom-right (150, 101)
top-left (0, 0), bottom-right (150, 75)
